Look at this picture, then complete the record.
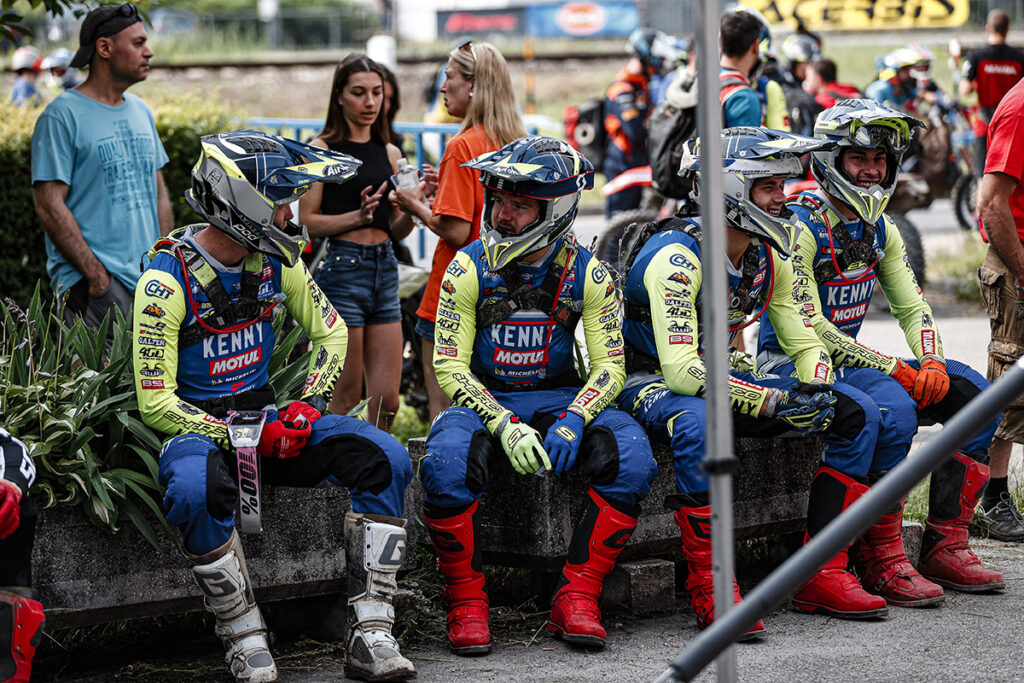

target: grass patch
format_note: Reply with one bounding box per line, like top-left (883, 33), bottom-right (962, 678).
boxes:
top-left (928, 233), bottom-right (988, 303)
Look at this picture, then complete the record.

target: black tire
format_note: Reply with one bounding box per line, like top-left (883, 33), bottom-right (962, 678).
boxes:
top-left (951, 174), bottom-right (978, 232)
top-left (889, 212), bottom-right (926, 286)
top-left (596, 208), bottom-right (659, 273)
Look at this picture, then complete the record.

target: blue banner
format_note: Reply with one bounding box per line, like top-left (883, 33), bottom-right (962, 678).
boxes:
top-left (524, 1), bottom-right (638, 38)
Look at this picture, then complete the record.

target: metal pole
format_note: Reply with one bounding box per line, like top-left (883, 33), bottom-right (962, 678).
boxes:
top-left (654, 357), bottom-right (1024, 682)
top-left (694, 0), bottom-right (732, 681)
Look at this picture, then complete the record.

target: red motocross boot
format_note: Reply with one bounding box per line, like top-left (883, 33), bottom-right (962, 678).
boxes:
top-left (423, 501), bottom-right (491, 655)
top-left (674, 499), bottom-right (764, 641)
top-left (791, 466), bottom-right (889, 619)
top-left (0, 588), bottom-right (45, 683)
top-left (856, 498), bottom-right (945, 607)
top-left (919, 453), bottom-right (1004, 592)
top-left (548, 489), bottom-right (637, 648)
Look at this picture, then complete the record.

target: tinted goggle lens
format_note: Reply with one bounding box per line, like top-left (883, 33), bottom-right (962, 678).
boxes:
top-left (851, 125), bottom-right (909, 152)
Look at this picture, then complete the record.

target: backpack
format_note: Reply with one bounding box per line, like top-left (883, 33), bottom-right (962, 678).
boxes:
top-left (648, 87), bottom-right (697, 198)
top-left (563, 97), bottom-right (606, 170)
top-left (779, 82), bottom-right (823, 137)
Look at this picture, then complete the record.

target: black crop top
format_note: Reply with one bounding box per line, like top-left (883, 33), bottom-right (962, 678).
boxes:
top-left (321, 138), bottom-right (394, 236)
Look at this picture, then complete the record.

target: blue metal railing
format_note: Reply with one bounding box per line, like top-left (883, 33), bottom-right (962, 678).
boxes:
top-left (246, 117), bottom-right (463, 169)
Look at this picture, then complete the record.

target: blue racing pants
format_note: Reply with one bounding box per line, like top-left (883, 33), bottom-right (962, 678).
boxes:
top-left (419, 388), bottom-right (657, 509)
top-left (158, 413), bottom-right (412, 555)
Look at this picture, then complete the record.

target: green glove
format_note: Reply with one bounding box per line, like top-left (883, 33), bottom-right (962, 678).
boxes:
top-left (497, 415), bottom-right (552, 475)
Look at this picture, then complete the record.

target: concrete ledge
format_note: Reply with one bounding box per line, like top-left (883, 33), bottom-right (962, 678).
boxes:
top-left (34, 484), bottom-right (419, 629)
top-left (408, 435), bottom-right (824, 571)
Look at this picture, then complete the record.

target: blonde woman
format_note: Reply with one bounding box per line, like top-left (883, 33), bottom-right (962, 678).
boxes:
top-left (392, 40), bottom-right (527, 420)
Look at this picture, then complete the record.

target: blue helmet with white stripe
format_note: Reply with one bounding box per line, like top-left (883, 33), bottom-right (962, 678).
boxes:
top-left (680, 127), bottom-right (833, 256)
top-left (464, 135), bottom-right (594, 270)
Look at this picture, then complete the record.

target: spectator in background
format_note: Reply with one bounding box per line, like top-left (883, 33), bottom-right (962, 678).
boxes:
top-left (391, 39), bottom-right (527, 421)
top-left (9, 46), bottom-right (43, 107)
top-left (379, 62), bottom-right (402, 149)
top-left (805, 58), bottom-right (862, 109)
top-left (976, 76), bottom-right (1024, 542)
top-left (42, 47), bottom-right (81, 91)
top-left (960, 9), bottom-right (1024, 180)
top-left (299, 53), bottom-right (419, 432)
top-left (601, 28), bottom-right (664, 217)
top-left (719, 8), bottom-right (766, 129)
top-left (31, 2), bottom-right (171, 338)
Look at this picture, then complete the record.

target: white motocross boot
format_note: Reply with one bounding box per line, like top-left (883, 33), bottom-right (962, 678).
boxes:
top-left (344, 512), bottom-right (417, 682)
top-left (186, 531), bottom-right (278, 682)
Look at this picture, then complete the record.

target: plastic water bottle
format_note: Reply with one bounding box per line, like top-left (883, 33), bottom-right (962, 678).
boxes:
top-left (395, 159), bottom-right (427, 230)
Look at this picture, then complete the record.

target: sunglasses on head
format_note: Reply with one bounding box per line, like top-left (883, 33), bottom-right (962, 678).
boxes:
top-left (94, 3), bottom-right (139, 35)
top-left (455, 38), bottom-right (475, 57)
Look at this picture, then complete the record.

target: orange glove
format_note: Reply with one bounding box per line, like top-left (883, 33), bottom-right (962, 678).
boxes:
top-left (888, 359), bottom-right (919, 395)
top-left (913, 357), bottom-right (950, 408)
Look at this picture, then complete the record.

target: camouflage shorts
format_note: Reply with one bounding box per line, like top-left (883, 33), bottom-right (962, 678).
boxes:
top-left (978, 246), bottom-right (1024, 441)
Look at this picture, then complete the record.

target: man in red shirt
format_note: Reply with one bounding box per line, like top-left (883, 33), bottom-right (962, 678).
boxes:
top-left (960, 9), bottom-right (1024, 176)
top-left (805, 58), bottom-right (862, 109)
top-left (977, 76), bottom-right (1024, 541)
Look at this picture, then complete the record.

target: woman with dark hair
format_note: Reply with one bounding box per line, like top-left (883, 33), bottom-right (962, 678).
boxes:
top-left (379, 62), bottom-right (402, 150)
top-left (299, 52), bottom-right (418, 432)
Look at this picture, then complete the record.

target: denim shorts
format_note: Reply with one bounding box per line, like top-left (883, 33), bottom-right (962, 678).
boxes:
top-left (414, 315), bottom-right (435, 341)
top-left (315, 239), bottom-right (401, 327)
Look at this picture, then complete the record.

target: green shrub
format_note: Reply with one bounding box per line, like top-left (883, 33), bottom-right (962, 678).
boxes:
top-left (1, 286), bottom-right (313, 546)
top-left (0, 97), bottom-right (237, 309)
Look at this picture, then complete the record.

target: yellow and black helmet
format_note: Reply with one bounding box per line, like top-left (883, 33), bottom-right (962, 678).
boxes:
top-left (186, 129), bottom-right (360, 266)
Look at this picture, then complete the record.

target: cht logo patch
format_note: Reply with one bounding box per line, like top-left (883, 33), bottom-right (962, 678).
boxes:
top-left (144, 280), bottom-right (176, 299)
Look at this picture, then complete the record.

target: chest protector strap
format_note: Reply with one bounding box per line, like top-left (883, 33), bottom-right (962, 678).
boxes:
top-left (623, 216), bottom-right (764, 326)
top-left (798, 195), bottom-right (879, 285)
top-left (150, 232), bottom-right (277, 348)
top-left (476, 240), bottom-right (580, 331)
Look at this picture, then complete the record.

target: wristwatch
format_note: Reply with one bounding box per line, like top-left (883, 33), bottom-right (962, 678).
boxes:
top-left (305, 394), bottom-right (328, 415)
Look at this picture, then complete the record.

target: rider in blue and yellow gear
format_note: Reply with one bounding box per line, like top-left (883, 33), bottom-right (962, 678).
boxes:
top-left (758, 99), bottom-right (1005, 595)
top-left (620, 127), bottom-right (941, 632)
top-left (418, 135), bottom-right (657, 655)
top-left (133, 130), bottom-right (415, 683)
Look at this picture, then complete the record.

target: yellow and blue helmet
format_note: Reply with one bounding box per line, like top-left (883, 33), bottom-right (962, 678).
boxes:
top-left (811, 99), bottom-right (923, 225)
top-left (186, 129), bottom-right (360, 266)
top-left (680, 127), bottom-right (833, 256)
top-left (463, 135), bottom-right (594, 271)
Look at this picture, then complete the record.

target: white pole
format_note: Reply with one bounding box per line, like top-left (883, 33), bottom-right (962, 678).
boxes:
top-left (694, 0), bottom-right (735, 681)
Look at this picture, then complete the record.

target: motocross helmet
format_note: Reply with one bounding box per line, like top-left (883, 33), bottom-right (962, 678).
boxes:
top-left (464, 135), bottom-right (594, 271)
top-left (186, 129), bottom-right (360, 266)
top-left (42, 47), bottom-right (74, 71)
top-left (679, 127), bottom-right (834, 256)
top-left (11, 46), bottom-right (42, 73)
top-left (781, 33), bottom-right (821, 69)
top-left (628, 28), bottom-right (671, 72)
top-left (810, 99), bottom-right (923, 225)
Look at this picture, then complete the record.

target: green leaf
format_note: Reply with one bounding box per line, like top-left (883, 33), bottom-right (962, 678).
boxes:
top-left (116, 413), bottom-right (162, 451)
top-left (120, 498), bottom-right (164, 553)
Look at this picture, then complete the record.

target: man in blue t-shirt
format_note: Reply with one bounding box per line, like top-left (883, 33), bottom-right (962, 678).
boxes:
top-left (31, 2), bottom-right (171, 336)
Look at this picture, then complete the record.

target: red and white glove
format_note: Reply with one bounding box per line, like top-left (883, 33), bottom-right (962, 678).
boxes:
top-left (0, 480), bottom-right (22, 540)
top-left (913, 357), bottom-right (950, 408)
top-left (256, 401), bottom-right (320, 459)
top-left (888, 358), bottom-right (919, 395)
